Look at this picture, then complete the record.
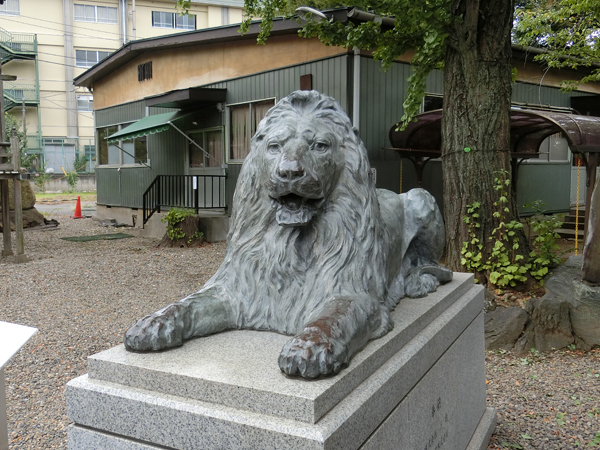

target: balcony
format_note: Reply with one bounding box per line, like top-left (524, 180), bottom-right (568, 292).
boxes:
top-left (3, 82), bottom-right (39, 111)
top-left (0, 27), bottom-right (37, 64)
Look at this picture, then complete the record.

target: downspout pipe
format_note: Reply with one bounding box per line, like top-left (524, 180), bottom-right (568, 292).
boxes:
top-left (121, 0), bottom-right (127, 44)
top-left (132, 0), bottom-right (136, 41)
top-left (352, 46), bottom-right (361, 130)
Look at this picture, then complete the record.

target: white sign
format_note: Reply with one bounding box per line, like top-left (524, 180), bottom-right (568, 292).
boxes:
top-left (0, 321), bottom-right (37, 370)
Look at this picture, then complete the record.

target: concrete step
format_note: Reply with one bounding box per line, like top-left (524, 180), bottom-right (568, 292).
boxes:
top-left (556, 228), bottom-right (585, 239)
top-left (564, 214), bottom-right (587, 224)
top-left (561, 219), bottom-right (586, 230)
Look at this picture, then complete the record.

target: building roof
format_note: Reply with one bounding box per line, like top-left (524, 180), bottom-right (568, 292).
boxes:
top-left (73, 9), bottom-right (351, 90)
top-left (74, 8), bottom-right (600, 92)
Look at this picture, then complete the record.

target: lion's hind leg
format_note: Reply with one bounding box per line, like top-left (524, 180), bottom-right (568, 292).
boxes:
top-left (124, 292), bottom-right (235, 352)
top-left (404, 265), bottom-right (454, 298)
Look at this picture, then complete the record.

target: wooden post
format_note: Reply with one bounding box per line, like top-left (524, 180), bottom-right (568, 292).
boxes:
top-left (10, 128), bottom-right (27, 263)
top-left (0, 369), bottom-right (7, 450)
top-left (0, 61), bottom-right (13, 257)
top-left (0, 180), bottom-right (11, 257)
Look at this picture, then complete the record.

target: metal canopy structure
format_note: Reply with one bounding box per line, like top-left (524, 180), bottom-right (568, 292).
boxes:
top-left (389, 108), bottom-right (600, 156)
top-left (106, 111), bottom-right (192, 143)
top-left (388, 108), bottom-right (600, 237)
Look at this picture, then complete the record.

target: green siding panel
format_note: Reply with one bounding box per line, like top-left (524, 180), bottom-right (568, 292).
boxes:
top-left (512, 83), bottom-right (589, 108)
top-left (96, 101), bottom-right (146, 127)
top-left (516, 163), bottom-right (572, 214)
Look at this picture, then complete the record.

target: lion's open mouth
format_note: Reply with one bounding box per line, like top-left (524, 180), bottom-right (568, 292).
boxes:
top-left (271, 193), bottom-right (323, 227)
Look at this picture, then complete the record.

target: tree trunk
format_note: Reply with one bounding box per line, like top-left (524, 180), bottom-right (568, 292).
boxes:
top-left (442, 0), bottom-right (516, 280)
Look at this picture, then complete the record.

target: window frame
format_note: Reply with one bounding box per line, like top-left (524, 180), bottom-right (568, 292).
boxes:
top-left (77, 95), bottom-right (94, 112)
top-left (75, 49), bottom-right (111, 68)
top-left (226, 97), bottom-right (276, 164)
top-left (522, 132), bottom-right (572, 165)
top-left (96, 123), bottom-right (148, 168)
top-left (188, 127), bottom-right (225, 170)
top-left (74, 4), bottom-right (117, 23)
top-left (0, 0), bottom-right (19, 16)
top-left (151, 11), bottom-right (196, 30)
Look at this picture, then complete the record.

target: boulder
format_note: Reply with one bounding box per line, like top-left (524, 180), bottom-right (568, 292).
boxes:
top-left (484, 288), bottom-right (498, 312)
top-left (0, 207), bottom-right (45, 231)
top-left (513, 294), bottom-right (574, 353)
top-left (0, 179), bottom-right (36, 210)
top-left (544, 255), bottom-right (583, 298)
top-left (568, 280), bottom-right (600, 348)
top-left (484, 307), bottom-right (529, 350)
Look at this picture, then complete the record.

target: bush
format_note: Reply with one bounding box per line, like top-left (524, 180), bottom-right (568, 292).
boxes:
top-left (159, 208), bottom-right (204, 247)
top-left (65, 171), bottom-right (79, 192)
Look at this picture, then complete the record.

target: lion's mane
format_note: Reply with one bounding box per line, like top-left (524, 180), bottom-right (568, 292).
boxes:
top-left (201, 91), bottom-right (392, 336)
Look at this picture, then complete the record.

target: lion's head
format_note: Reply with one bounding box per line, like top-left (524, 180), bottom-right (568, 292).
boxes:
top-left (252, 95), bottom-right (348, 226)
top-left (205, 91), bottom-right (389, 333)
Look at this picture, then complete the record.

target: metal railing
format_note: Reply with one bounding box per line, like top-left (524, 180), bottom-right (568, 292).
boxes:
top-left (142, 174), bottom-right (227, 225)
top-left (0, 27), bottom-right (36, 53)
top-left (4, 82), bottom-right (39, 102)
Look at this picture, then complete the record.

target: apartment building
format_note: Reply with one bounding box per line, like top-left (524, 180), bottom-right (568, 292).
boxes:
top-left (0, 0), bottom-right (243, 174)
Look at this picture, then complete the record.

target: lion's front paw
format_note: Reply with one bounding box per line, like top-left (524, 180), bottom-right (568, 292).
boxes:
top-left (278, 327), bottom-right (348, 378)
top-left (124, 303), bottom-right (187, 352)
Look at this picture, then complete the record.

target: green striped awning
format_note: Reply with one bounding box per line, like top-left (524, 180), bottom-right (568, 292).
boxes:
top-left (106, 111), bottom-right (189, 143)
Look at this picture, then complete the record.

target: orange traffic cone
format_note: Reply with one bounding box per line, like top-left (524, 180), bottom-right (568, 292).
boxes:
top-left (72, 196), bottom-right (84, 219)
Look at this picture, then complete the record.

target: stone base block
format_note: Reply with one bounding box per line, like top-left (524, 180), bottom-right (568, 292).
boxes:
top-left (67, 273), bottom-right (494, 450)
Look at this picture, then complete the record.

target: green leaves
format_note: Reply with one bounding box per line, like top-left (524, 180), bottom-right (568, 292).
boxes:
top-left (161, 208), bottom-right (196, 241)
top-left (513, 0), bottom-right (600, 88)
top-left (240, 0), bottom-right (452, 127)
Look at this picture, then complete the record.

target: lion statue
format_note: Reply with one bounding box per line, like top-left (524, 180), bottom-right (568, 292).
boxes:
top-left (124, 90), bottom-right (452, 378)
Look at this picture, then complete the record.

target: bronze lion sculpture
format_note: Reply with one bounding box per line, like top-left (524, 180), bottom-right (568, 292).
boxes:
top-left (124, 90), bottom-right (452, 378)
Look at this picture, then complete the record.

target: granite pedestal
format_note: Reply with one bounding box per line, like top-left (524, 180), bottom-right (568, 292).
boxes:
top-left (66, 272), bottom-right (495, 450)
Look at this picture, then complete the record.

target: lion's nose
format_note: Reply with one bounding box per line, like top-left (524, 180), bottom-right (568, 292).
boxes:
top-left (277, 159), bottom-right (305, 180)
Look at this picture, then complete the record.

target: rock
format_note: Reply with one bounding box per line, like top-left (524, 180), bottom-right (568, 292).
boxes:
top-left (583, 178), bottom-right (600, 283)
top-left (484, 289), bottom-right (497, 312)
top-left (0, 179), bottom-right (37, 210)
top-left (484, 307), bottom-right (529, 350)
top-left (567, 280), bottom-right (600, 348)
top-left (544, 255), bottom-right (583, 298)
top-left (0, 207), bottom-right (45, 231)
top-left (513, 294), bottom-right (573, 353)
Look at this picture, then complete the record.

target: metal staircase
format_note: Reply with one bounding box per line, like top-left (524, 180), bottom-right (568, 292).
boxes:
top-left (0, 27), bottom-right (39, 112)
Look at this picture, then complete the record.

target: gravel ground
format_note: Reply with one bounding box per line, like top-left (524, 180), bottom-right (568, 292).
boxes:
top-left (0, 213), bottom-right (598, 449)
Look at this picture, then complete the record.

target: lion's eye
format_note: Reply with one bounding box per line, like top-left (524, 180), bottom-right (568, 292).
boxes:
top-left (267, 143), bottom-right (282, 154)
top-left (313, 141), bottom-right (329, 152)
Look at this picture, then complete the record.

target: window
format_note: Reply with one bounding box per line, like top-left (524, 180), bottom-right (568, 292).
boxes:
top-left (84, 144), bottom-right (96, 171)
top-left (229, 99), bottom-right (275, 161)
top-left (189, 129), bottom-right (223, 168)
top-left (221, 7), bottom-right (229, 25)
top-left (97, 125), bottom-right (148, 166)
top-left (538, 133), bottom-right (570, 163)
top-left (423, 94), bottom-right (443, 112)
top-left (138, 62), bottom-right (152, 82)
top-left (152, 11), bottom-right (196, 30)
top-left (0, 0), bottom-right (19, 16)
top-left (76, 49), bottom-right (111, 68)
top-left (77, 95), bottom-right (93, 111)
top-left (74, 4), bottom-right (117, 23)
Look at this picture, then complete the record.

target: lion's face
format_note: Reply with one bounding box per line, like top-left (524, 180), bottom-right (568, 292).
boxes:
top-left (258, 115), bottom-right (346, 227)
